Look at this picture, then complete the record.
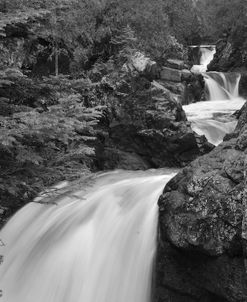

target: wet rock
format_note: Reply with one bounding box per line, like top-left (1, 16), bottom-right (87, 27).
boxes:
top-left (239, 73), bottom-right (247, 98)
top-left (188, 46), bottom-right (201, 67)
top-left (156, 101), bottom-right (247, 301)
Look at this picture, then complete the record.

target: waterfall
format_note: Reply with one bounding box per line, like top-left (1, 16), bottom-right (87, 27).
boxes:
top-left (184, 70), bottom-right (245, 145)
top-left (190, 45), bottom-right (216, 73)
top-left (0, 169), bottom-right (176, 302)
top-left (204, 72), bottom-right (241, 101)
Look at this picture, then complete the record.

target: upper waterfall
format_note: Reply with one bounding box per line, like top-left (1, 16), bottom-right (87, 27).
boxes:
top-left (190, 45), bottom-right (216, 73)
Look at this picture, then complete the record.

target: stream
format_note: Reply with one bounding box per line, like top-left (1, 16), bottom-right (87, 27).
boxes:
top-left (0, 45), bottom-right (246, 302)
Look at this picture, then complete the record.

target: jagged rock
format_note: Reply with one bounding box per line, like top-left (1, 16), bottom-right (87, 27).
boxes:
top-left (156, 101), bottom-right (247, 302)
top-left (208, 40), bottom-right (234, 72)
top-left (101, 77), bottom-right (213, 168)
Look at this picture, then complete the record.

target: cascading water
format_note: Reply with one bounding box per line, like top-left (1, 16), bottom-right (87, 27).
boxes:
top-left (185, 47), bottom-right (245, 145)
top-left (190, 45), bottom-right (216, 73)
top-left (204, 72), bottom-right (241, 100)
top-left (0, 169), bottom-right (176, 302)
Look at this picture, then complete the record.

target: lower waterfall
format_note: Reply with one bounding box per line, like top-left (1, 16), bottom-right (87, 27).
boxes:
top-left (0, 169), bottom-right (176, 302)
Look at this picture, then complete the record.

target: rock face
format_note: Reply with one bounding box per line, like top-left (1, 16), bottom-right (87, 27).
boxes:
top-left (98, 75), bottom-right (213, 169)
top-left (155, 101), bottom-right (247, 301)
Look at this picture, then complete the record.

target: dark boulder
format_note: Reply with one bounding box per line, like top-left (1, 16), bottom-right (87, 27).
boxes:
top-left (156, 101), bottom-right (247, 301)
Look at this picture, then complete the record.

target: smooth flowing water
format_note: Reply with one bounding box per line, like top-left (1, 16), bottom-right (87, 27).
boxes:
top-left (183, 98), bottom-right (244, 145)
top-left (0, 169), bottom-right (176, 302)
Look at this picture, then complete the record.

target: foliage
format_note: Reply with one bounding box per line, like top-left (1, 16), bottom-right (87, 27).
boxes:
top-left (0, 0), bottom-right (192, 72)
top-left (196, 0), bottom-right (247, 40)
top-left (164, 0), bottom-right (201, 44)
top-left (0, 71), bottom-right (109, 219)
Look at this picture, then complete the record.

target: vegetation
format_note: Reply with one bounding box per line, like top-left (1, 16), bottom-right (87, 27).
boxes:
top-left (196, 0), bottom-right (247, 41)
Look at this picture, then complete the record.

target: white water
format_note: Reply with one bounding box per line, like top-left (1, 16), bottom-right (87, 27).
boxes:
top-left (0, 169), bottom-right (176, 302)
top-left (204, 72), bottom-right (241, 100)
top-left (184, 71), bottom-right (245, 145)
top-left (191, 46), bottom-right (216, 73)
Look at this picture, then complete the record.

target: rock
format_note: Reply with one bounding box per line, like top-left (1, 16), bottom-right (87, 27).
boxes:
top-left (98, 148), bottom-right (150, 170)
top-left (158, 81), bottom-right (185, 96)
top-left (239, 72), bottom-right (247, 97)
top-left (156, 101), bottom-right (247, 301)
top-left (188, 46), bottom-right (201, 67)
top-left (183, 73), bottom-right (205, 104)
top-left (160, 67), bottom-right (182, 82)
top-left (103, 76), bottom-right (213, 168)
top-left (208, 40), bottom-right (234, 72)
top-left (166, 59), bottom-right (187, 70)
top-left (181, 69), bottom-right (193, 81)
top-left (126, 51), bottom-right (159, 80)
top-left (207, 25), bottom-right (247, 73)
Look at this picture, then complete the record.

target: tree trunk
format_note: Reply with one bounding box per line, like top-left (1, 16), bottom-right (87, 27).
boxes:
top-left (55, 41), bottom-right (59, 77)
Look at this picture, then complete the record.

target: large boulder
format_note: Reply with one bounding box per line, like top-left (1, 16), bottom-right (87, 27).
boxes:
top-left (155, 101), bottom-right (247, 301)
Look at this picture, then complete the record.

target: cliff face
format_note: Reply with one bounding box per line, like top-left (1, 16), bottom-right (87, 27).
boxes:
top-left (156, 101), bottom-right (247, 302)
